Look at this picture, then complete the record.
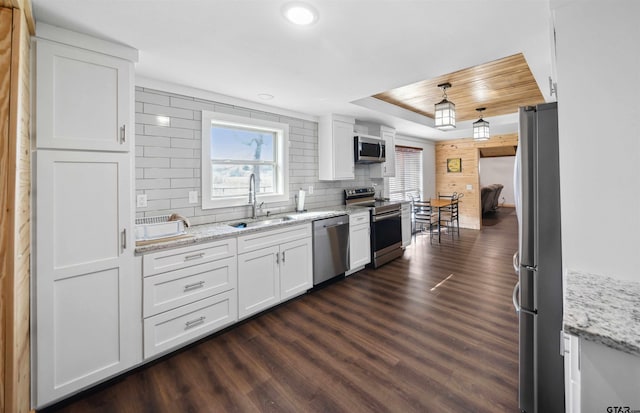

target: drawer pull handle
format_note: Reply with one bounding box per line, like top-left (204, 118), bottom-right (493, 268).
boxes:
top-left (184, 252), bottom-right (205, 261)
top-left (185, 316), bottom-right (206, 329)
top-left (184, 281), bottom-right (205, 291)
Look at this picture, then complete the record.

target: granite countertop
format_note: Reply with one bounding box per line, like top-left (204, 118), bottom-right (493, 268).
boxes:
top-left (134, 206), bottom-right (364, 254)
top-left (564, 270), bottom-right (640, 356)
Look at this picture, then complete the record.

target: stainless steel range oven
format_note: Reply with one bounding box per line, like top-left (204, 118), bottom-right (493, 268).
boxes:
top-left (345, 187), bottom-right (403, 268)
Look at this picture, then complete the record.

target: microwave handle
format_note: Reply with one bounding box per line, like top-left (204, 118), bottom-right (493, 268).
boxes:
top-left (379, 142), bottom-right (383, 160)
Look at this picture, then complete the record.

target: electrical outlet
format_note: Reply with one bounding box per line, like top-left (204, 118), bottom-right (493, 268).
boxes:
top-left (466, 184), bottom-right (473, 190)
top-left (308, 185), bottom-right (314, 195)
top-left (136, 194), bottom-right (147, 208)
top-left (189, 191), bottom-right (198, 204)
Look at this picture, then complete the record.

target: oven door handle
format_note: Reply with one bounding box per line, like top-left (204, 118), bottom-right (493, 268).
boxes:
top-left (372, 211), bottom-right (401, 222)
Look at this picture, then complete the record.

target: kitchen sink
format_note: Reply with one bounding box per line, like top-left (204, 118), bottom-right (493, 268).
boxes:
top-left (228, 216), bottom-right (296, 229)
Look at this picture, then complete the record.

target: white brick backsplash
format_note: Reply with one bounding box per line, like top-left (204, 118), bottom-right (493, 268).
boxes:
top-left (171, 178), bottom-right (199, 188)
top-left (137, 178), bottom-right (170, 190)
top-left (145, 168), bottom-right (193, 179)
top-left (170, 137), bottom-right (199, 149)
top-left (145, 188), bottom-right (192, 200)
top-left (143, 103), bottom-right (193, 120)
top-left (136, 135), bottom-right (171, 147)
top-left (136, 113), bottom-right (171, 126)
top-left (170, 96), bottom-right (216, 112)
top-left (135, 87), bottom-right (377, 221)
top-left (171, 158), bottom-right (200, 168)
top-left (144, 199), bottom-right (171, 211)
top-left (170, 117), bottom-right (201, 130)
top-left (213, 105), bottom-right (251, 118)
top-left (136, 90), bottom-right (170, 106)
top-left (136, 157), bottom-right (170, 168)
top-left (144, 125), bottom-right (194, 139)
top-left (144, 146), bottom-right (194, 159)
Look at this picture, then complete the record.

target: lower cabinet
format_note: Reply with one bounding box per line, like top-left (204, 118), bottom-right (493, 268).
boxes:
top-left (141, 237), bottom-right (238, 359)
top-left (347, 210), bottom-right (371, 274)
top-left (237, 223), bottom-right (312, 319)
top-left (33, 150), bottom-right (140, 408)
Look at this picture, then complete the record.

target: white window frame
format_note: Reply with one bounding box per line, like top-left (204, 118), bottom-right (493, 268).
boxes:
top-left (201, 111), bottom-right (289, 209)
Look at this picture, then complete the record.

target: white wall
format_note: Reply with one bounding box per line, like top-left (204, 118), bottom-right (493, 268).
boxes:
top-left (552, 0), bottom-right (640, 281)
top-left (394, 134), bottom-right (436, 200)
top-left (479, 156), bottom-right (515, 206)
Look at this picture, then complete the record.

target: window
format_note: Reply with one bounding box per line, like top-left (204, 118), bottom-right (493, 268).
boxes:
top-left (389, 145), bottom-right (423, 202)
top-left (201, 111), bottom-right (289, 209)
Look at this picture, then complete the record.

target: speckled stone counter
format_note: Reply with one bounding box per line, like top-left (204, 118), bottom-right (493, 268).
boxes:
top-left (564, 270), bottom-right (640, 356)
top-left (134, 206), bottom-right (363, 254)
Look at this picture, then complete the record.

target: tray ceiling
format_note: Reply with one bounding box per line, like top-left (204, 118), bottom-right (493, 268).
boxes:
top-left (373, 54), bottom-right (545, 123)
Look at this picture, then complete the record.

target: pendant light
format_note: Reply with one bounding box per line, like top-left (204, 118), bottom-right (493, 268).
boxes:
top-left (434, 82), bottom-right (456, 130)
top-left (473, 107), bottom-right (490, 141)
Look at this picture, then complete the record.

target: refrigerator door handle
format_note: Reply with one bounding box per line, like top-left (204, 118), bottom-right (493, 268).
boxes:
top-left (512, 282), bottom-right (537, 315)
top-left (512, 282), bottom-right (521, 313)
top-left (513, 251), bottom-right (519, 273)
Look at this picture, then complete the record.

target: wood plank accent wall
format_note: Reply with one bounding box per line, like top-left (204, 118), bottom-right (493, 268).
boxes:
top-left (1, 5), bottom-right (32, 413)
top-left (435, 133), bottom-right (518, 230)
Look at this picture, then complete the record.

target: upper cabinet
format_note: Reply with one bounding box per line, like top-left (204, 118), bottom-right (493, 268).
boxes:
top-left (318, 114), bottom-right (355, 181)
top-left (35, 25), bottom-right (136, 152)
top-left (369, 125), bottom-right (396, 178)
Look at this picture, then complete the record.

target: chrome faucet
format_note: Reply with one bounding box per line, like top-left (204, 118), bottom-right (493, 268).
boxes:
top-left (248, 173), bottom-right (257, 219)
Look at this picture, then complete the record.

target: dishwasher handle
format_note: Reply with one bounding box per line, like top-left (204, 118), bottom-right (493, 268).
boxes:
top-left (324, 221), bottom-right (347, 228)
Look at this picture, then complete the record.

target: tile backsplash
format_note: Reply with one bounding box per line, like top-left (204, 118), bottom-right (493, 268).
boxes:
top-left (135, 87), bottom-right (381, 225)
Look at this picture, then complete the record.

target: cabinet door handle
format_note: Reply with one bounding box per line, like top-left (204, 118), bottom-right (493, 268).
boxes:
top-left (184, 316), bottom-right (206, 329)
top-left (120, 125), bottom-right (126, 144)
top-left (121, 228), bottom-right (127, 250)
top-left (184, 280), bottom-right (205, 291)
top-left (282, 251), bottom-right (286, 263)
top-left (276, 252), bottom-right (280, 265)
top-left (184, 252), bottom-right (205, 261)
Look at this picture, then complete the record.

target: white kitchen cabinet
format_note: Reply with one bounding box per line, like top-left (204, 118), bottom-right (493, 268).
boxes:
top-left (33, 150), bottom-right (139, 407)
top-left (347, 210), bottom-right (371, 274)
top-left (238, 245), bottom-right (280, 319)
top-left (369, 125), bottom-right (396, 178)
top-left (32, 25), bottom-right (139, 408)
top-left (279, 237), bottom-right (313, 300)
top-left (237, 224), bottom-right (312, 319)
top-left (401, 202), bottom-right (412, 247)
top-left (35, 36), bottom-right (134, 152)
top-left (318, 114), bottom-right (356, 181)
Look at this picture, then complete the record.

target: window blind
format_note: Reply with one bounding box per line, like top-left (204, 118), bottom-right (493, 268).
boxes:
top-left (389, 145), bottom-right (423, 202)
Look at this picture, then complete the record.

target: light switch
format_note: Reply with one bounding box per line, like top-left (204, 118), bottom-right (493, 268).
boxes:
top-left (308, 185), bottom-right (314, 195)
top-left (189, 191), bottom-right (198, 204)
top-left (466, 184), bottom-right (473, 190)
top-left (136, 194), bottom-right (147, 208)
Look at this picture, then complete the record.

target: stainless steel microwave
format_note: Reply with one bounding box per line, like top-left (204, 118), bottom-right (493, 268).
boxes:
top-left (354, 135), bottom-right (386, 163)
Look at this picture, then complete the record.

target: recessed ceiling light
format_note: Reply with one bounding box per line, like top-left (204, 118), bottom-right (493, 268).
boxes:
top-left (282, 2), bottom-right (318, 26)
top-left (258, 93), bottom-right (274, 100)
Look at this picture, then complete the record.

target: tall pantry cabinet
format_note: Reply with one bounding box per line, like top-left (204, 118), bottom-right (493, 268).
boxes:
top-left (32, 24), bottom-right (140, 408)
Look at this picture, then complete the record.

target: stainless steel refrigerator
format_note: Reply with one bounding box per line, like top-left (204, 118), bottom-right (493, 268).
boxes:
top-left (513, 102), bottom-right (565, 413)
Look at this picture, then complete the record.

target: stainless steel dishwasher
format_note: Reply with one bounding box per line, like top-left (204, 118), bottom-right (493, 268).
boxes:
top-left (312, 215), bottom-right (350, 285)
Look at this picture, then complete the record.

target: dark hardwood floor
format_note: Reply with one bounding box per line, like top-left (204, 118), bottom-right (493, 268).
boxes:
top-left (43, 213), bottom-right (519, 413)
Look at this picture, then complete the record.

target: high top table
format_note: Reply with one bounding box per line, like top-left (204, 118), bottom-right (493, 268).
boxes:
top-left (430, 198), bottom-right (459, 243)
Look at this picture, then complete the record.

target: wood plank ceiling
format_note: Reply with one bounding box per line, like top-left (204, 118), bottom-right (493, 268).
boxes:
top-left (373, 53), bottom-right (545, 123)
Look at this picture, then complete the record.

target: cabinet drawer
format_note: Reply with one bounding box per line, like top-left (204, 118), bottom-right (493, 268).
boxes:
top-left (237, 223), bottom-right (311, 254)
top-left (143, 290), bottom-right (237, 359)
top-left (350, 212), bottom-right (370, 226)
top-left (143, 256), bottom-right (237, 317)
top-left (142, 238), bottom-right (236, 277)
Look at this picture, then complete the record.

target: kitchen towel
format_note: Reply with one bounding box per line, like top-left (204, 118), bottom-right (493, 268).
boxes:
top-left (297, 189), bottom-right (305, 211)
